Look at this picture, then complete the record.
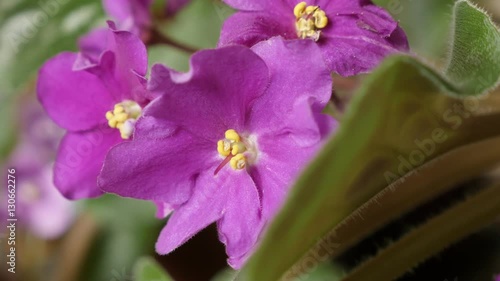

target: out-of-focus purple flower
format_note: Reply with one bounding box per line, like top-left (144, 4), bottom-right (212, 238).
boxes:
top-left (6, 146), bottom-right (75, 239)
top-left (2, 100), bottom-right (74, 239)
top-left (219, 0), bottom-right (409, 76)
top-left (98, 37), bottom-right (337, 267)
top-left (103, 0), bottom-right (153, 37)
top-left (37, 22), bottom-right (150, 199)
top-left (495, 274), bottom-right (500, 281)
top-left (19, 99), bottom-right (64, 160)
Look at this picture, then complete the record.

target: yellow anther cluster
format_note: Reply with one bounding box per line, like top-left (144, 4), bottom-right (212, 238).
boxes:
top-left (294, 2), bottom-right (328, 41)
top-left (105, 100), bottom-right (142, 139)
top-left (230, 154), bottom-right (246, 170)
top-left (217, 129), bottom-right (247, 170)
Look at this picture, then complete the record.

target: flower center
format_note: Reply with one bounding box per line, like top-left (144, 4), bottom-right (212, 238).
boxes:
top-left (215, 129), bottom-right (257, 174)
top-left (105, 100), bottom-right (142, 139)
top-left (294, 2), bottom-right (328, 41)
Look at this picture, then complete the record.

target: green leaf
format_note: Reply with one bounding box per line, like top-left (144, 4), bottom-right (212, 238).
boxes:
top-left (373, 0), bottom-right (455, 59)
top-left (148, 44), bottom-right (191, 72)
top-left (288, 134), bottom-right (500, 280)
top-left (238, 2), bottom-right (500, 280)
top-left (78, 195), bottom-right (162, 281)
top-left (0, 95), bottom-right (19, 160)
top-left (134, 257), bottom-right (173, 281)
top-left (159, 0), bottom-right (233, 49)
top-left (445, 1), bottom-right (500, 94)
top-left (341, 181), bottom-right (500, 281)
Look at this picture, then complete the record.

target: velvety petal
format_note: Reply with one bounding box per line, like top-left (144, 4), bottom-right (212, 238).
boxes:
top-left (155, 171), bottom-right (226, 254)
top-left (103, 0), bottom-right (152, 33)
top-left (107, 21), bottom-right (148, 78)
top-left (319, 6), bottom-right (409, 76)
top-left (154, 201), bottom-right (174, 219)
top-left (54, 128), bottom-right (122, 199)
top-left (37, 52), bottom-right (115, 132)
top-left (218, 11), bottom-right (296, 47)
top-left (356, 5), bottom-right (399, 37)
top-left (224, 0), bottom-right (359, 12)
top-left (98, 124), bottom-right (216, 205)
top-left (75, 24), bottom-right (149, 104)
top-left (101, 23), bottom-right (149, 103)
top-left (318, 0), bottom-right (363, 10)
top-left (223, 0), bottom-right (289, 12)
top-left (156, 169), bottom-right (262, 265)
top-left (251, 128), bottom-right (321, 220)
top-left (147, 46), bottom-right (269, 141)
top-left (216, 172), bottom-right (262, 268)
top-left (252, 99), bottom-right (336, 220)
top-left (77, 27), bottom-right (109, 66)
top-left (248, 37), bottom-right (332, 134)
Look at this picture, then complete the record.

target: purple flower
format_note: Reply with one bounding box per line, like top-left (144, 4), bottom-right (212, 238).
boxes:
top-left (37, 22), bottom-right (150, 199)
top-left (5, 146), bottom-right (75, 239)
top-left (19, 99), bottom-right (64, 160)
top-left (219, 0), bottom-right (409, 76)
top-left (103, 0), bottom-right (153, 37)
top-left (2, 100), bottom-right (75, 239)
top-left (98, 37), bottom-right (337, 267)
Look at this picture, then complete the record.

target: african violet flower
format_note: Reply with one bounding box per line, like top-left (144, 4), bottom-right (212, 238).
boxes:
top-left (37, 22), bottom-right (150, 199)
top-left (98, 37), bottom-right (337, 267)
top-left (219, 0), bottom-right (409, 76)
top-left (1, 100), bottom-right (74, 239)
top-left (5, 144), bottom-right (75, 239)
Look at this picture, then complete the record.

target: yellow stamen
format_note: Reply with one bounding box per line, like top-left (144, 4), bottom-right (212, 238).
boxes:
top-left (217, 129), bottom-right (246, 157)
top-left (230, 154), bottom-right (246, 170)
top-left (217, 140), bottom-right (231, 156)
top-left (215, 130), bottom-right (258, 174)
top-left (315, 11), bottom-right (328, 28)
top-left (294, 2), bottom-right (329, 41)
top-left (231, 142), bottom-right (246, 155)
top-left (225, 129), bottom-right (240, 142)
top-left (105, 100), bottom-right (142, 139)
top-left (293, 1), bottom-right (307, 18)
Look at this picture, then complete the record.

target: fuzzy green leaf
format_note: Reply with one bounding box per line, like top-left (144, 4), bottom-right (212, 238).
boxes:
top-left (134, 257), bottom-right (173, 281)
top-left (445, 1), bottom-right (500, 95)
top-left (238, 2), bottom-right (500, 280)
top-left (341, 181), bottom-right (500, 281)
